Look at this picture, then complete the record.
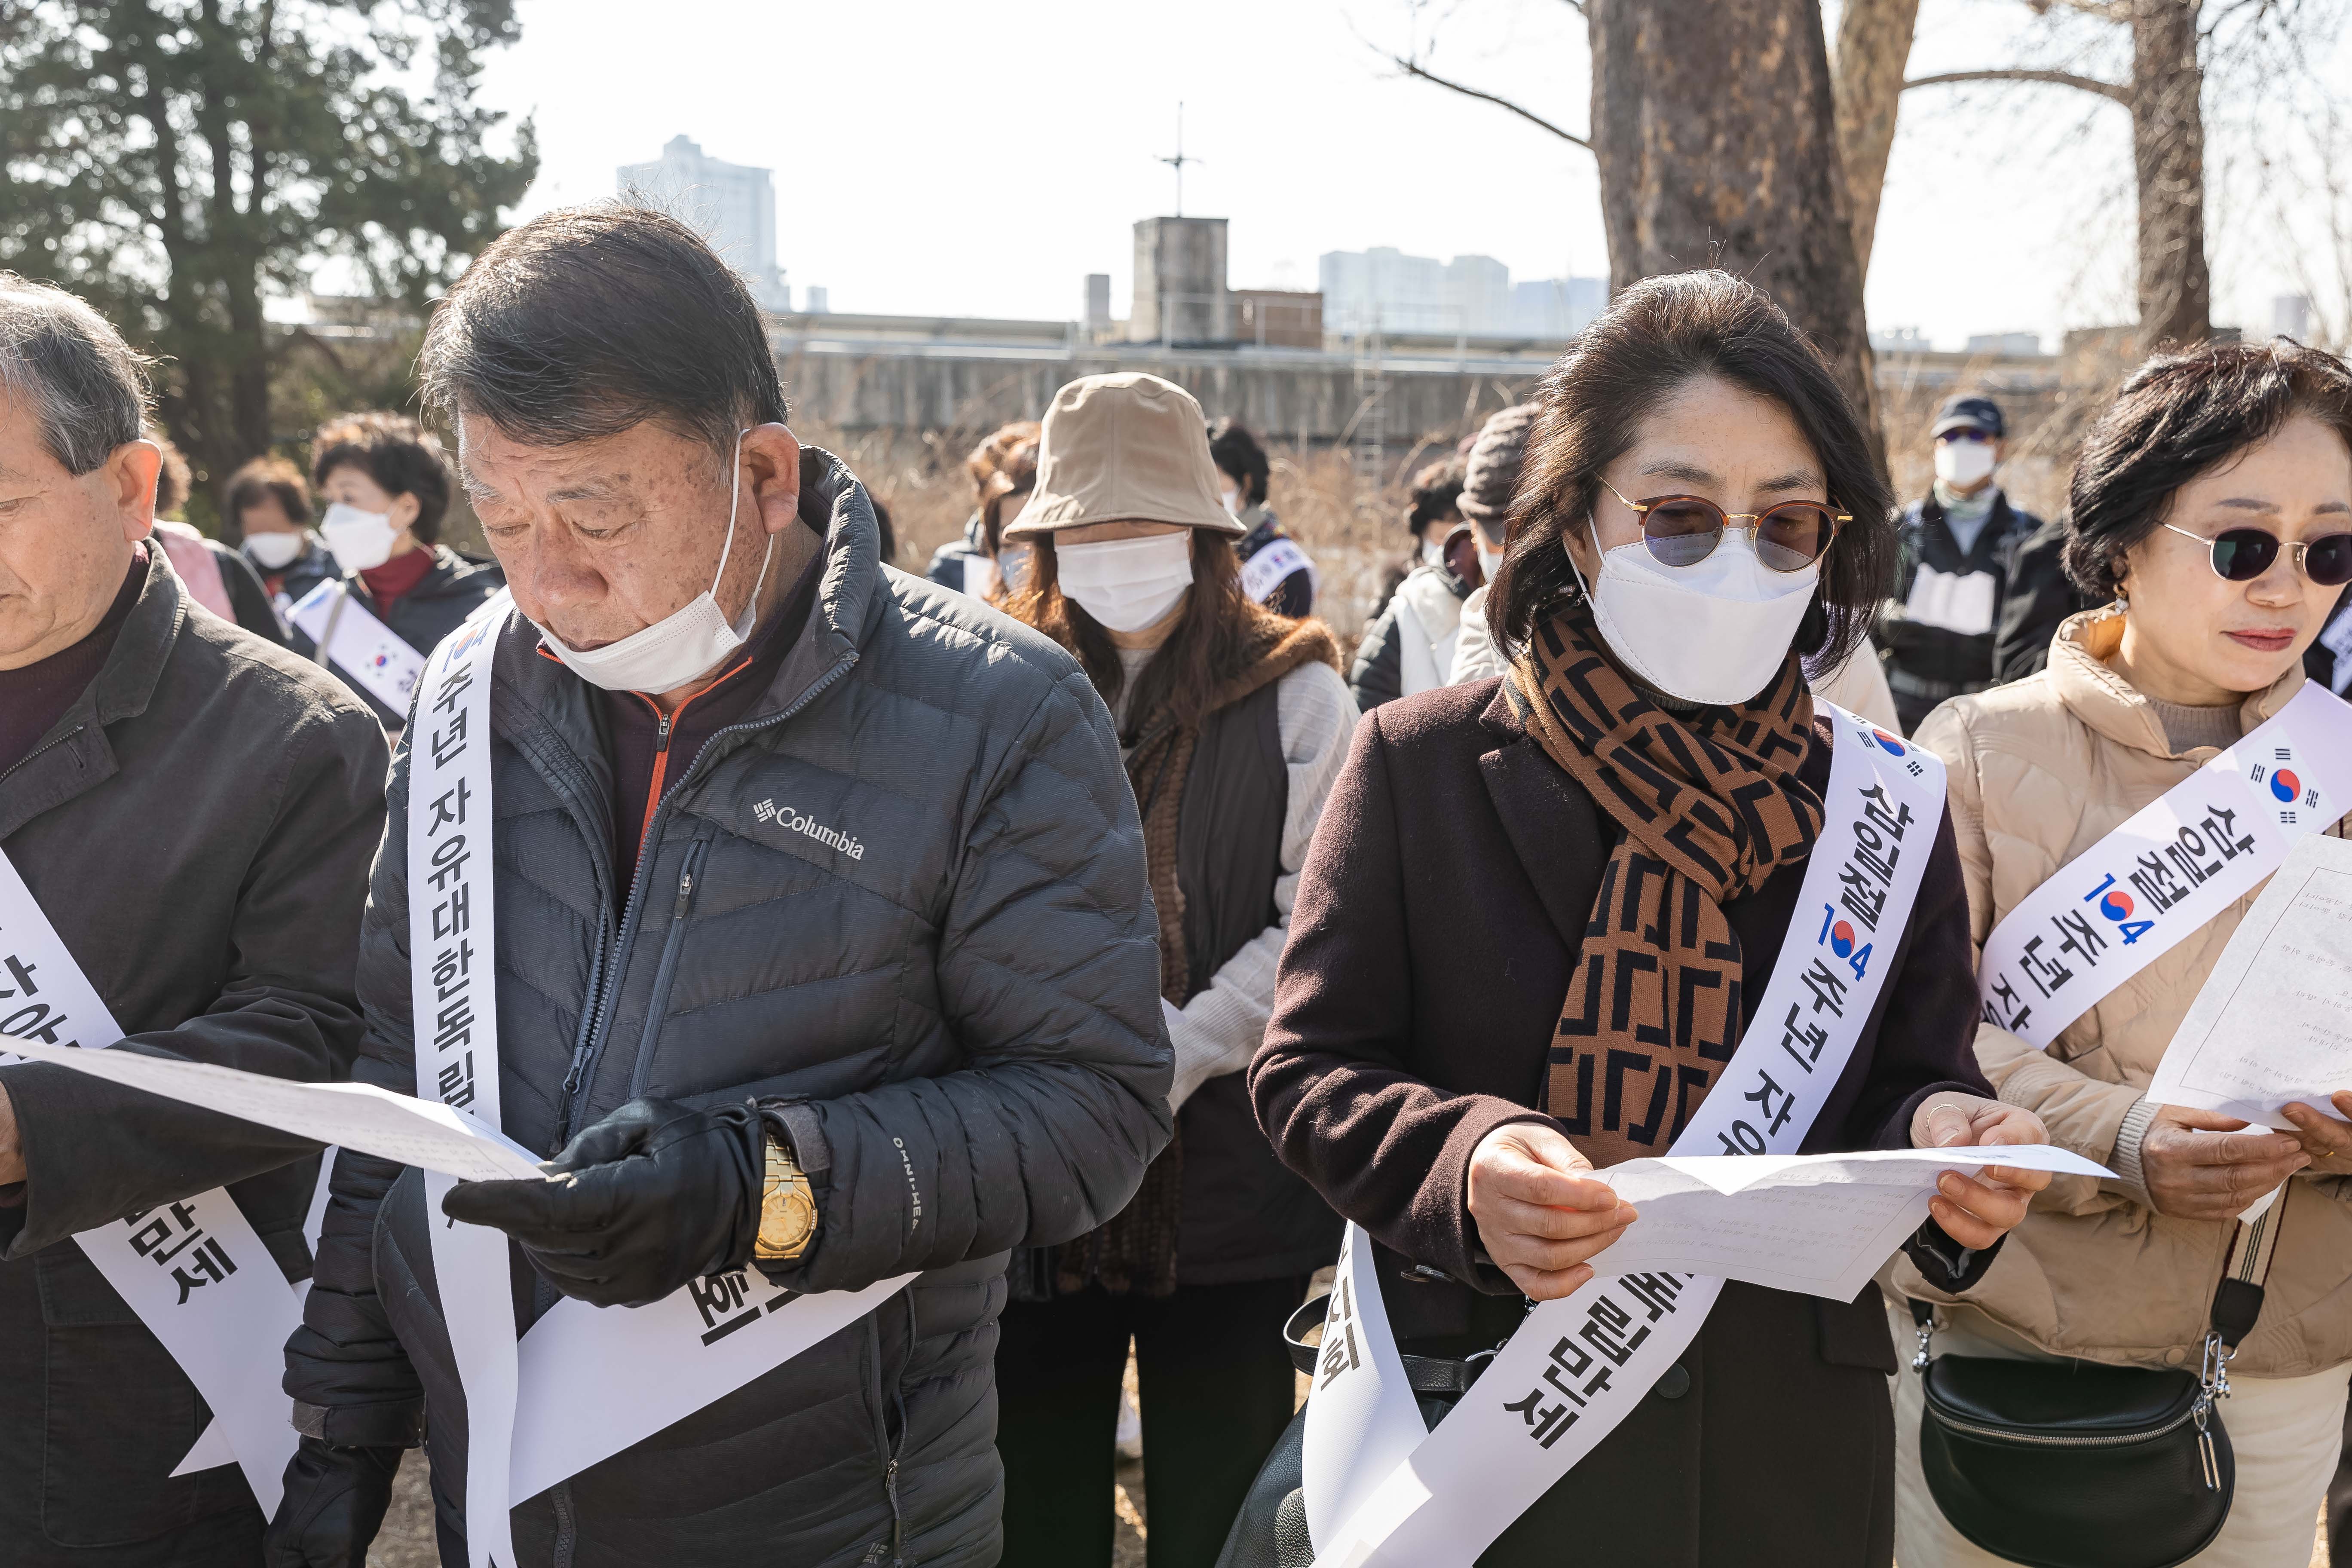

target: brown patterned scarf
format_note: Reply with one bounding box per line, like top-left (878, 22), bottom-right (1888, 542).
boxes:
top-left (1512, 607), bottom-right (1822, 1168)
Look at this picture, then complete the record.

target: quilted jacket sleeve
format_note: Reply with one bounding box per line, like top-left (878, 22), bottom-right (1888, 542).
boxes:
top-left (761, 664), bottom-right (1173, 1294)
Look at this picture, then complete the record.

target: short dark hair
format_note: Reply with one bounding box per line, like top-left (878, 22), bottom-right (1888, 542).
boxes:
top-left (1207, 417), bottom-right (1269, 505)
top-left (1493, 270), bottom-right (1894, 673)
top-left (226, 456), bottom-right (313, 530)
top-left (1409, 456), bottom-right (1466, 534)
top-left (2064, 340), bottom-right (2352, 599)
top-left (419, 204), bottom-right (787, 460)
top-left (313, 411), bottom-right (453, 543)
top-left (0, 273), bottom-right (152, 475)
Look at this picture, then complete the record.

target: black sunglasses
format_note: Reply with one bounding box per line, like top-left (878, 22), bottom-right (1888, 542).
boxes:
top-left (2160, 521), bottom-right (2352, 588)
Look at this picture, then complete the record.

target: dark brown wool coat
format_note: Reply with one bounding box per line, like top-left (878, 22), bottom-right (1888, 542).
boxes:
top-left (1249, 679), bottom-right (2000, 1566)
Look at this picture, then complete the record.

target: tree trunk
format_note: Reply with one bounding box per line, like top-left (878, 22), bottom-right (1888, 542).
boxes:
top-left (1588, 0), bottom-right (1882, 462)
top-left (1831, 0), bottom-right (1922, 282)
top-left (2128, 0), bottom-right (2210, 346)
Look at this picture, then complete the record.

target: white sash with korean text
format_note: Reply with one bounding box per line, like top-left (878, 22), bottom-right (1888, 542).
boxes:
top-left (0, 851), bottom-right (304, 1516)
top-left (1241, 536), bottom-right (1317, 605)
top-left (1302, 704), bottom-right (1946, 1568)
top-left (289, 578), bottom-right (426, 716)
top-left (1977, 682), bottom-right (2352, 1050)
top-left (407, 598), bottom-right (912, 1561)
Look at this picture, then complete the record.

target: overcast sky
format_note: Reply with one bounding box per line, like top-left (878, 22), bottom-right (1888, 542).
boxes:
top-left (475, 0), bottom-right (2350, 351)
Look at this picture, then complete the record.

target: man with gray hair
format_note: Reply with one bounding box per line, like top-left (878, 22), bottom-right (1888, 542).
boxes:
top-left (0, 273), bottom-right (388, 1564)
top-left (269, 206), bottom-right (1169, 1568)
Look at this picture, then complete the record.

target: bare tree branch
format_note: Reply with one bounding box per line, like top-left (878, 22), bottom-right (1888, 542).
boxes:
top-left (1556, 0), bottom-right (1586, 13)
top-left (1384, 52), bottom-right (1593, 149)
top-left (2025, 0), bottom-right (2132, 21)
top-left (1904, 67), bottom-right (2133, 105)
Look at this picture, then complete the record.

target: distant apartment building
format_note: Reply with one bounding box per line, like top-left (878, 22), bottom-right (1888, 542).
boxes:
top-left (1965, 331), bottom-right (2044, 358)
top-left (1871, 325), bottom-right (1932, 354)
top-left (1509, 276), bottom-right (1608, 339)
top-left (617, 135), bottom-right (789, 311)
top-left (1320, 246), bottom-right (1602, 338)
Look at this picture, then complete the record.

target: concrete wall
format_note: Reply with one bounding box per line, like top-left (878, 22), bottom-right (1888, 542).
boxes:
top-left (775, 336), bottom-right (1554, 448)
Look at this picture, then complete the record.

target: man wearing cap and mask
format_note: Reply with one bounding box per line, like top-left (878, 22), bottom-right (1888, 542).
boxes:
top-left (267, 206), bottom-right (1170, 1568)
top-left (1877, 392), bottom-right (2044, 730)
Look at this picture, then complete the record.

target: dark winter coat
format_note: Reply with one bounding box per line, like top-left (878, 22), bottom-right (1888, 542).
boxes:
top-left (289, 545), bottom-right (505, 728)
top-left (248, 536), bottom-right (338, 618)
top-left (0, 548), bottom-right (387, 1566)
top-left (1877, 490), bottom-right (2042, 723)
top-left (282, 448), bottom-right (1173, 1568)
top-left (1247, 679), bottom-right (2000, 1565)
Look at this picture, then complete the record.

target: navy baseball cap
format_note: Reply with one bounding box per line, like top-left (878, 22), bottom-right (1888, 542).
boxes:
top-left (1932, 395), bottom-right (2005, 439)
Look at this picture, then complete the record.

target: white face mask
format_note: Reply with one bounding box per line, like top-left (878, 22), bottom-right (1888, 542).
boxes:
top-left (1934, 438), bottom-right (1997, 487)
top-left (1219, 483), bottom-right (1243, 518)
top-left (1420, 539), bottom-right (1445, 567)
top-left (1568, 514), bottom-right (1819, 706)
top-left (1475, 541), bottom-right (1504, 586)
top-left (1056, 531), bottom-right (1194, 633)
top-left (245, 531), bottom-right (306, 570)
top-left (320, 502), bottom-right (400, 571)
top-left (534, 429), bottom-right (775, 694)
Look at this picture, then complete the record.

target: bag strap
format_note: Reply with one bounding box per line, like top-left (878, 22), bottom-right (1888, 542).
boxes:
top-left (2209, 1192), bottom-right (2285, 1350)
top-left (1910, 1188), bottom-right (2288, 1376)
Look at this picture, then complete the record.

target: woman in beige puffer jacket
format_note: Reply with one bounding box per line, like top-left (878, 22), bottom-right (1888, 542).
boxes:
top-left (1889, 339), bottom-right (2352, 1568)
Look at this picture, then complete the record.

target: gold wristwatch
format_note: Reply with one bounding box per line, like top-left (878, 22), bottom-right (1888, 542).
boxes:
top-left (755, 1128), bottom-right (818, 1263)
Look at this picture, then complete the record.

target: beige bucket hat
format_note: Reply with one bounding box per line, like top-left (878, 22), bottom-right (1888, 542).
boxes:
top-left (1001, 372), bottom-right (1244, 540)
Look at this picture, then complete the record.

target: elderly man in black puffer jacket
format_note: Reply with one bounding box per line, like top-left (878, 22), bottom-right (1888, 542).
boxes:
top-left (269, 208), bottom-right (1171, 1568)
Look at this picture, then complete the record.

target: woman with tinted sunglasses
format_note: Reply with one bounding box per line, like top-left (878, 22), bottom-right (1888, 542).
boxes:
top-left (1234, 271), bottom-right (2045, 1568)
top-left (1890, 339), bottom-right (2352, 1568)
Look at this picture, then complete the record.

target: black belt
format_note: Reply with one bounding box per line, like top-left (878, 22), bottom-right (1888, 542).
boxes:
top-left (1282, 1295), bottom-right (1493, 1394)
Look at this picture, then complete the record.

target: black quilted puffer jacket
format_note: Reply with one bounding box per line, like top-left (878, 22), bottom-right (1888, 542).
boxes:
top-left (284, 448), bottom-right (1173, 1567)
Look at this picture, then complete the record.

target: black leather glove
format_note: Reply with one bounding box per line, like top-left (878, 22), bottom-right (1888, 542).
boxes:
top-left (438, 1097), bottom-right (763, 1308)
top-left (264, 1437), bottom-right (402, 1568)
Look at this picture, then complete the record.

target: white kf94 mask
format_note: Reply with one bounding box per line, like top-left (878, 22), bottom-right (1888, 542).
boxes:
top-left (1569, 514), bottom-right (1819, 707)
top-left (320, 503), bottom-right (400, 571)
top-left (534, 429), bottom-right (775, 694)
top-left (244, 531), bottom-right (306, 570)
top-left (1056, 531), bottom-right (1196, 633)
top-left (1934, 438), bottom-right (1997, 488)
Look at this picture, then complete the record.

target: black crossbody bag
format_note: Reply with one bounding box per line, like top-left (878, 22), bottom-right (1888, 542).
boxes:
top-left (1907, 1201), bottom-right (2283, 1568)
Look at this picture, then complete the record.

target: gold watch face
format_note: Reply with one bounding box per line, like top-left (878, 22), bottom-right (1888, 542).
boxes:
top-left (758, 1183), bottom-right (817, 1259)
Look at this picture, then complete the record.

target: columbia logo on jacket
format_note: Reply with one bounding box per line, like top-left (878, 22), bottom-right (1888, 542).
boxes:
top-left (753, 799), bottom-right (865, 861)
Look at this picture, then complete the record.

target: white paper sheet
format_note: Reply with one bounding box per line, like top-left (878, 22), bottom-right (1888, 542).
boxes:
top-left (2148, 832), bottom-right (2352, 1129)
top-left (0, 1038), bottom-right (545, 1182)
top-left (1583, 1144), bottom-right (2110, 1302)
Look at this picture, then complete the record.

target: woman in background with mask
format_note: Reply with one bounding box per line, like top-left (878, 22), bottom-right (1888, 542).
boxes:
top-left (1241, 272), bottom-right (2047, 1566)
top-left (1210, 416), bottom-right (1317, 618)
top-left (293, 411), bottom-right (504, 726)
top-left (926, 418), bottom-right (1041, 600)
top-left (993, 372), bottom-right (1356, 1568)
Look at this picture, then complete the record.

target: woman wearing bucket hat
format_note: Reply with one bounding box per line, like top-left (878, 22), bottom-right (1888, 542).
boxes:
top-left (992, 372), bottom-right (1356, 1568)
